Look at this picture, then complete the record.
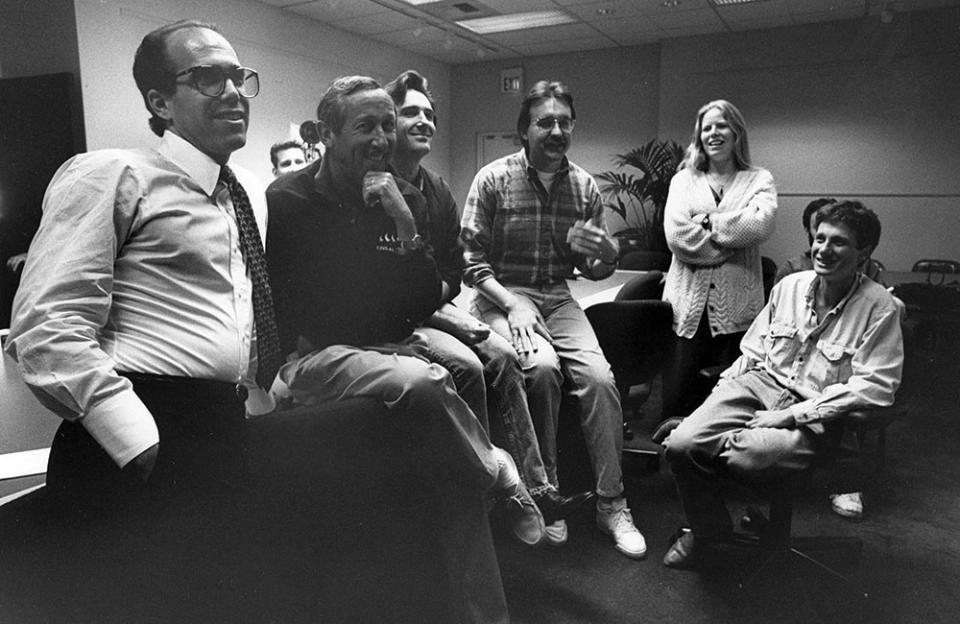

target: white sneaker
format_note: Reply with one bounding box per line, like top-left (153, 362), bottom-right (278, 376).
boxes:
top-left (491, 448), bottom-right (545, 546)
top-left (596, 497), bottom-right (647, 559)
top-left (829, 492), bottom-right (864, 521)
top-left (491, 447), bottom-right (522, 498)
top-left (543, 519), bottom-right (568, 546)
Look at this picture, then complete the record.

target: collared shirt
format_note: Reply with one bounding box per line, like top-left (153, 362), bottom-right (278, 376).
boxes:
top-left (5, 132), bottom-right (266, 467)
top-left (265, 159), bottom-right (440, 355)
top-left (722, 271), bottom-right (903, 431)
top-left (460, 149), bottom-right (607, 288)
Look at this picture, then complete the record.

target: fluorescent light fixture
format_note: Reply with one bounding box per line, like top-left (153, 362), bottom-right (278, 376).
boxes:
top-left (711, 0), bottom-right (766, 5)
top-left (398, 0), bottom-right (443, 5)
top-left (456, 10), bottom-right (576, 34)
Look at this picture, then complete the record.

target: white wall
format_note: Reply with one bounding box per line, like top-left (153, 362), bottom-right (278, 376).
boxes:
top-left (449, 8), bottom-right (960, 272)
top-left (658, 9), bottom-right (960, 271)
top-left (72, 0), bottom-right (452, 185)
top-left (449, 45), bottom-right (662, 213)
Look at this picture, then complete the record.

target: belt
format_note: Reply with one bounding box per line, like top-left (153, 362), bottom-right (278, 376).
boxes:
top-left (118, 372), bottom-right (249, 412)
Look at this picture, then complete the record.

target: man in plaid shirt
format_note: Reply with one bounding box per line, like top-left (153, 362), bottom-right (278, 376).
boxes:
top-left (460, 79), bottom-right (646, 559)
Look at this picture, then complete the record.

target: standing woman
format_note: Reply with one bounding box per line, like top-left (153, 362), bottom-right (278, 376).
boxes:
top-left (660, 100), bottom-right (777, 423)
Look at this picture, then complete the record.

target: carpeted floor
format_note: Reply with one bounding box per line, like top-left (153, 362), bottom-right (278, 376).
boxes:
top-left (494, 358), bottom-right (960, 624)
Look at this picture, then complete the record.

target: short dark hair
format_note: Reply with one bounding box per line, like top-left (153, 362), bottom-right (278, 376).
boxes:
top-left (270, 140), bottom-right (305, 168)
top-left (316, 76), bottom-right (381, 134)
top-left (133, 20), bottom-right (221, 137)
top-left (516, 80), bottom-right (576, 150)
top-left (815, 200), bottom-right (882, 252)
top-left (384, 70), bottom-right (437, 120)
top-left (802, 197), bottom-right (837, 245)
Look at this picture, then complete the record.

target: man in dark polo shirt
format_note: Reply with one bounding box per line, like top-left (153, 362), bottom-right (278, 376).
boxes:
top-left (265, 75), bottom-right (520, 624)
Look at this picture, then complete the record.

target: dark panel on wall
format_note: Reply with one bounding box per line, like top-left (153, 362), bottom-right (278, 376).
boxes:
top-left (0, 72), bottom-right (84, 328)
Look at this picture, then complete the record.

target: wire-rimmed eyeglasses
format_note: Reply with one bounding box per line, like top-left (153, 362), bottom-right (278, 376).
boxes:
top-left (533, 116), bottom-right (575, 132)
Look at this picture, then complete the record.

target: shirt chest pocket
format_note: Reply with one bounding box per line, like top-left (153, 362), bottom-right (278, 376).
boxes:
top-left (811, 339), bottom-right (856, 386)
top-left (764, 322), bottom-right (798, 364)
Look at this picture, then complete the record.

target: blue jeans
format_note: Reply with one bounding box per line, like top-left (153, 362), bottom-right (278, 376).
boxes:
top-left (414, 326), bottom-right (554, 496)
top-left (470, 282), bottom-right (624, 499)
top-left (664, 370), bottom-right (820, 539)
top-left (280, 342), bottom-right (509, 624)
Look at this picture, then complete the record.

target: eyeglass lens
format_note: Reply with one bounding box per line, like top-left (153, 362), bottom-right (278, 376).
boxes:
top-left (535, 116), bottom-right (574, 131)
top-left (190, 66), bottom-right (260, 98)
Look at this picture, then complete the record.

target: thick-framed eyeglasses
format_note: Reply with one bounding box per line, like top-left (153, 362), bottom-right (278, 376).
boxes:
top-left (533, 116), bottom-right (575, 132)
top-left (174, 65), bottom-right (260, 98)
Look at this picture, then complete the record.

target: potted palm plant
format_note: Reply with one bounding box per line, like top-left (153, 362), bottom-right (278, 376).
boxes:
top-left (596, 139), bottom-right (684, 260)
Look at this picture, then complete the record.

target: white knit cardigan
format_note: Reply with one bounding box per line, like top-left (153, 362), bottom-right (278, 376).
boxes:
top-left (662, 166), bottom-right (778, 339)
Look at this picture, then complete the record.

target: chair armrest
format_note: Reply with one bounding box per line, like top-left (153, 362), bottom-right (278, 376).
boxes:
top-left (842, 404), bottom-right (908, 432)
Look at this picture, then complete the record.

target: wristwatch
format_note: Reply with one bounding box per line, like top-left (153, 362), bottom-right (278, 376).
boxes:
top-left (400, 234), bottom-right (424, 252)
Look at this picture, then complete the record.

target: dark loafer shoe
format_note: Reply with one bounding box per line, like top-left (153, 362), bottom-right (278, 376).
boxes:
top-left (663, 529), bottom-right (701, 569)
top-left (533, 489), bottom-right (596, 526)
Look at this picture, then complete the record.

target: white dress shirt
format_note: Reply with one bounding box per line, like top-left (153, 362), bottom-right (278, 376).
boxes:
top-left (5, 132), bottom-right (267, 467)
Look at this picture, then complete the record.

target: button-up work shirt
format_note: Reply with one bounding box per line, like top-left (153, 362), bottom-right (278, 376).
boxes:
top-left (5, 132), bottom-right (266, 467)
top-left (722, 271), bottom-right (903, 432)
top-left (460, 150), bottom-right (608, 288)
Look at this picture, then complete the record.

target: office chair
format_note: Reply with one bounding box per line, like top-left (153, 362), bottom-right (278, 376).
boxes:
top-left (911, 259), bottom-right (960, 277)
top-left (619, 250), bottom-right (672, 272)
top-left (585, 296), bottom-right (673, 470)
top-left (615, 269), bottom-right (664, 302)
top-left (612, 270), bottom-right (664, 430)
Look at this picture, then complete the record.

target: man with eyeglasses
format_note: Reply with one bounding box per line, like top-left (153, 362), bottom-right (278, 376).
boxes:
top-left (5, 19), bottom-right (277, 616)
top-left (461, 79), bottom-right (647, 559)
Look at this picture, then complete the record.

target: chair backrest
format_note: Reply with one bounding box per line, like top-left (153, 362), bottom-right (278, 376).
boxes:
top-left (585, 300), bottom-right (673, 387)
top-left (761, 256), bottom-right (777, 301)
top-left (615, 270), bottom-right (664, 301)
top-left (912, 259), bottom-right (960, 274)
top-left (619, 250), bottom-right (672, 271)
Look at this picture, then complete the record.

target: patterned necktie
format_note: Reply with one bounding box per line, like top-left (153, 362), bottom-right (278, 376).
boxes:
top-left (220, 165), bottom-right (282, 389)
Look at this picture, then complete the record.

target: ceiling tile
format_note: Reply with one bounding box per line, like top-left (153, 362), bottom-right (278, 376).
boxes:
top-left (333, 11), bottom-right (424, 34)
top-left (477, 0), bottom-right (560, 13)
top-left (650, 7), bottom-right (724, 28)
top-left (375, 24), bottom-right (451, 46)
top-left (288, 0), bottom-right (386, 23)
top-left (483, 22), bottom-right (599, 45)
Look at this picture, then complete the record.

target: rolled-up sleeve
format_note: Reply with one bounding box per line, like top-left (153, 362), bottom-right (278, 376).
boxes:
top-left (5, 155), bottom-right (158, 467)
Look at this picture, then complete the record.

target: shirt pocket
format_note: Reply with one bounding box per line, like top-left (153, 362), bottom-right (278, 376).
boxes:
top-left (811, 339), bottom-right (856, 387)
top-left (764, 322), bottom-right (798, 365)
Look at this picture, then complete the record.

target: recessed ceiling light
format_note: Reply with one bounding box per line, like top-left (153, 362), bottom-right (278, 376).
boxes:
top-left (456, 10), bottom-right (576, 34)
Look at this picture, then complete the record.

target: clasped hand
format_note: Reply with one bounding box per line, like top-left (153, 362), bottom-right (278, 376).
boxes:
top-left (362, 171), bottom-right (411, 223)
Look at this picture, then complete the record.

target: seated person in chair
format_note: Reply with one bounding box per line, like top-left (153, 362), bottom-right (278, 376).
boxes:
top-left (662, 200), bottom-right (903, 568)
top-left (775, 198), bottom-right (894, 520)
